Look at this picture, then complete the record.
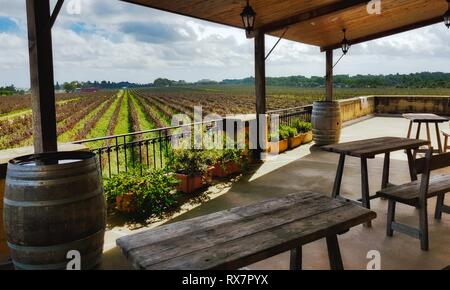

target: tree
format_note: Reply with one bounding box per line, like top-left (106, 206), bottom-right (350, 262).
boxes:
top-left (153, 78), bottom-right (174, 87)
top-left (63, 81), bottom-right (79, 93)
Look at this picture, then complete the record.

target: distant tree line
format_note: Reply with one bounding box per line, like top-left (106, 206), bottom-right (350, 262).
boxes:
top-left (49, 72), bottom-right (450, 92)
top-left (0, 85), bottom-right (25, 96)
top-left (222, 72), bottom-right (450, 88)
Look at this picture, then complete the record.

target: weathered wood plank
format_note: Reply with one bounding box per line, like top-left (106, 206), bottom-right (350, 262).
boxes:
top-left (322, 137), bottom-right (429, 158)
top-left (117, 192), bottom-right (375, 270)
top-left (26, 0), bottom-right (58, 153)
top-left (378, 174), bottom-right (450, 205)
top-left (403, 113), bottom-right (448, 123)
top-left (136, 204), bottom-right (375, 270)
top-left (118, 192), bottom-right (324, 250)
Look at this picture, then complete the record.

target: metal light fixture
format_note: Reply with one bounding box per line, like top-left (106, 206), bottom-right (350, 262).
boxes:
top-left (445, 0), bottom-right (450, 29)
top-left (341, 29), bottom-right (350, 55)
top-left (241, 0), bottom-right (256, 34)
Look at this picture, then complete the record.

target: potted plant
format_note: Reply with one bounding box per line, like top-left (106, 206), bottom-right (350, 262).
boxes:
top-left (293, 120), bottom-right (313, 144)
top-left (103, 168), bottom-right (179, 218)
top-left (286, 126), bottom-right (304, 149)
top-left (269, 125), bottom-right (290, 154)
top-left (210, 147), bottom-right (244, 178)
top-left (168, 149), bottom-right (209, 194)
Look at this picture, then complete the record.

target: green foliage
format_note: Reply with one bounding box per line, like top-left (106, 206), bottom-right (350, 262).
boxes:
top-left (271, 124), bottom-right (291, 141)
top-left (63, 81), bottom-right (80, 93)
top-left (103, 168), bottom-right (180, 218)
top-left (292, 120), bottom-right (312, 133)
top-left (168, 148), bottom-right (209, 176)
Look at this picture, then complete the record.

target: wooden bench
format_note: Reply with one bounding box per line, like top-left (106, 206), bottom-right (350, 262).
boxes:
top-left (116, 191), bottom-right (376, 270)
top-left (378, 149), bottom-right (450, 251)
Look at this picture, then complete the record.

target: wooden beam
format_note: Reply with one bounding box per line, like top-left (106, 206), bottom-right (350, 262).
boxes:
top-left (260, 0), bottom-right (369, 33)
top-left (49, 0), bottom-right (65, 29)
top-left (321, 16), bottom-right (444, 52)
top-left (325, 50), bottom-right (333, 101)
top-left (255, 30), bottom-right (266, 159)
top-left (26, 0), bottom-right (58, 153)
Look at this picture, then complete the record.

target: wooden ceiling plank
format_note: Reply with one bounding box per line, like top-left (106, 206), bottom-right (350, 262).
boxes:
top-left (260, 0), bottom-right (369, 33)
top-left (320, 15), bottom-right (444, 51)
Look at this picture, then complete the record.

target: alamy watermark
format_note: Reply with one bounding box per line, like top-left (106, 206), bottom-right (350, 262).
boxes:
top-left (67, 0), bottom-right (82, 15)
top-left (367, 0), bottom-right (382, 15)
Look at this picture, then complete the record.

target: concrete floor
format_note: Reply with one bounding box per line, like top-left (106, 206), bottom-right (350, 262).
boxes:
top-left (101, 116), bottom-right (450, 270)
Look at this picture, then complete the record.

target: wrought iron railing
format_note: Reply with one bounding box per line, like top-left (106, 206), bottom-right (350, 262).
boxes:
top-left (267, 105), bottom-right (313, 126)
top-left (74, 120), bottom-right (220, 178)
top-left (74, 106), bottom-right (313, 178)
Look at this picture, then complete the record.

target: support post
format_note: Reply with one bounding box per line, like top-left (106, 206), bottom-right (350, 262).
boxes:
top-left (254, 30), bottom-right (266, 160)
top-left (325, 50), bottom-right (333, 101)
top-left (26, 0), bottom-right (58, 153)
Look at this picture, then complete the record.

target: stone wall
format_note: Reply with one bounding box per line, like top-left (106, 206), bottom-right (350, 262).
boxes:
top-left (375, 96), bottom-right (450, 115)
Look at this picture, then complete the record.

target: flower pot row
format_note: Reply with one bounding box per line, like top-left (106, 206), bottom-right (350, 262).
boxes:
top-left (269, 130), bottom-right (313, 154)
top-left (175, 161), bottom-right (242, 194)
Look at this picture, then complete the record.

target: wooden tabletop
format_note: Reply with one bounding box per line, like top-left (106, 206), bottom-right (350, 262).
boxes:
top-left (322, 137), bottom-right (429, 158)
top-left (403, 113), bottom-right (448, 123)
top-left (116, 191), bottom-right (376, 270)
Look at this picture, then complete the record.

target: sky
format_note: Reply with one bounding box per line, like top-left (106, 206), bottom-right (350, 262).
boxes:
top-left (1, 0), bottom-right (450, 88)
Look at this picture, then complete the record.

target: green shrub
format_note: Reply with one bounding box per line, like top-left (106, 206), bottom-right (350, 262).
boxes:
top-left (104, 168), bottom-right (180, 218)
top-left (292, 120), bottom-right (312, 133)
top-left (168, 148), bottom-right (209, 176)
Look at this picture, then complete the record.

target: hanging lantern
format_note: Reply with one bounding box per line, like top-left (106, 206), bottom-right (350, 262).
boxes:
top-left (341, 29), bottom-right (350, 55)
top-left (445, 0), bottom-right (450, 28)
top-left (241, 0), bottom-right (256, 34)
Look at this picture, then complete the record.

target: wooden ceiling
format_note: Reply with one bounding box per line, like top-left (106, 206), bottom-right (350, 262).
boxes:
top-left (122, 0), bottom-right (448, 51)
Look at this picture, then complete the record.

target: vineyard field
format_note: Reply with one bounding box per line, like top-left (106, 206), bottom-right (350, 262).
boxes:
top-left (1, 85), bottom-right (450, 151)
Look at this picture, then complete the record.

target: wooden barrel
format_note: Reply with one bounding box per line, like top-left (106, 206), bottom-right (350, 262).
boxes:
top-left (312, 101), bottom-right (342, 145)
top-left (3, 151), bottom-right (106, 270)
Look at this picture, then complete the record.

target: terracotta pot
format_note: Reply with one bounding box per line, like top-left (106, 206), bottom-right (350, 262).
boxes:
top-left (269, 139), bottom-right (289, 154)
top-left (301, 131), bottom-right (313, 144)
top-left (212, 161), bottom-right (241, 178)
top-left (115, 192), bottom-right (137, 213)
top-left (175, 173), bottom-right (204, 194)
top-left (288, 134), bottom-right (305, 149)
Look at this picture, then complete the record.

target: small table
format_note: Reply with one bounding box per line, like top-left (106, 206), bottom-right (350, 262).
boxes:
top-left (403, 113), bottom-right (448, 154)
top-left (117, 192), bottom-right (376, 270)
top-left (322, 137), bottom-right (429, 226)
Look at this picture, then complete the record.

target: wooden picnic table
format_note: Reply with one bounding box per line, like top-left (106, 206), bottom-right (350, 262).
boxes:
top-left (403, 113), bottom-right (448, 154)
top-left (322, 137), bottom-right (429, 226)
top-left (116, 191), bottom-right (376, 270)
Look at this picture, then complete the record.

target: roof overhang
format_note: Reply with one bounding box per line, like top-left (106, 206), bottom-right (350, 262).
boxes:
top-left (121, 0), bottom-right (448, 51)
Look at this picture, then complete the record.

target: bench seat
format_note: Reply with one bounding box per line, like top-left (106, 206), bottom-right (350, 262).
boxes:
top-left (378, 174), bottom-right (450, 206)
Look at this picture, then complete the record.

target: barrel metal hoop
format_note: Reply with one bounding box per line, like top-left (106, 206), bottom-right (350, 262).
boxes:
top-left (11, 248), bottom-right (103, 270)
top-left (3, 188), bottom-right (104, 207)
top-left (7, 229), bottom-right (105, 252)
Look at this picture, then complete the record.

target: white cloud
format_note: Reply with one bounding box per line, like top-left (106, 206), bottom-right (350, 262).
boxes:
top-left (1, 0), bottom-right (450, 88)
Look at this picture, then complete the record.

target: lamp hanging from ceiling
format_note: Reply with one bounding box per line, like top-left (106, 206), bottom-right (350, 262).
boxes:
top-left (241, 0), bottom-right (256, 35)
top-left (341, 29), bottom-right (350, 55)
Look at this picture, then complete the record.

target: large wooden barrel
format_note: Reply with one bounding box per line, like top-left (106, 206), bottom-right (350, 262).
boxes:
top-left (312, 101), bottom-right (342, 145)
top-left (3, 151), bottom-right (106, 270)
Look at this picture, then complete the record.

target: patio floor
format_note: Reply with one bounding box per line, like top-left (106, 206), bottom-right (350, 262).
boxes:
top-left (101, 116), bottom-right (450, 270)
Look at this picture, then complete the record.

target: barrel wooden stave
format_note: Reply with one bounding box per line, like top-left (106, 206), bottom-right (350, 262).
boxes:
top-left (3, 152), bottom-right (106, 270)
top-left (312, 101), bottom-right (342, 146)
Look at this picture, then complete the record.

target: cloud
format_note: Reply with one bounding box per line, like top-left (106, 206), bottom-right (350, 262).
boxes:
top-left (0, 0), bottom-right (450, 88)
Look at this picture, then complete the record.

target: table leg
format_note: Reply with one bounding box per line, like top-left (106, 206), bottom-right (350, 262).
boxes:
top-left (407, 121), bottom-right (413, 138)
top-left (416, 122), bottom-right (422, 139)
top-left (332, 153), bottom-right (346, 198)
top-left (381, 152), bottom-right (390, 189)
top-left (361, 157), bottom-right (372, 227)
top-left (326, 235), bottom-right (344, 270)
top-left (406, 149), bottom-right (418, 181)
top-left (289, 246), bottom-right (302, 270)
top-left (435, 123), bottom-right (443, 154)
top-left (426, 123), bottom-right (431, 148)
